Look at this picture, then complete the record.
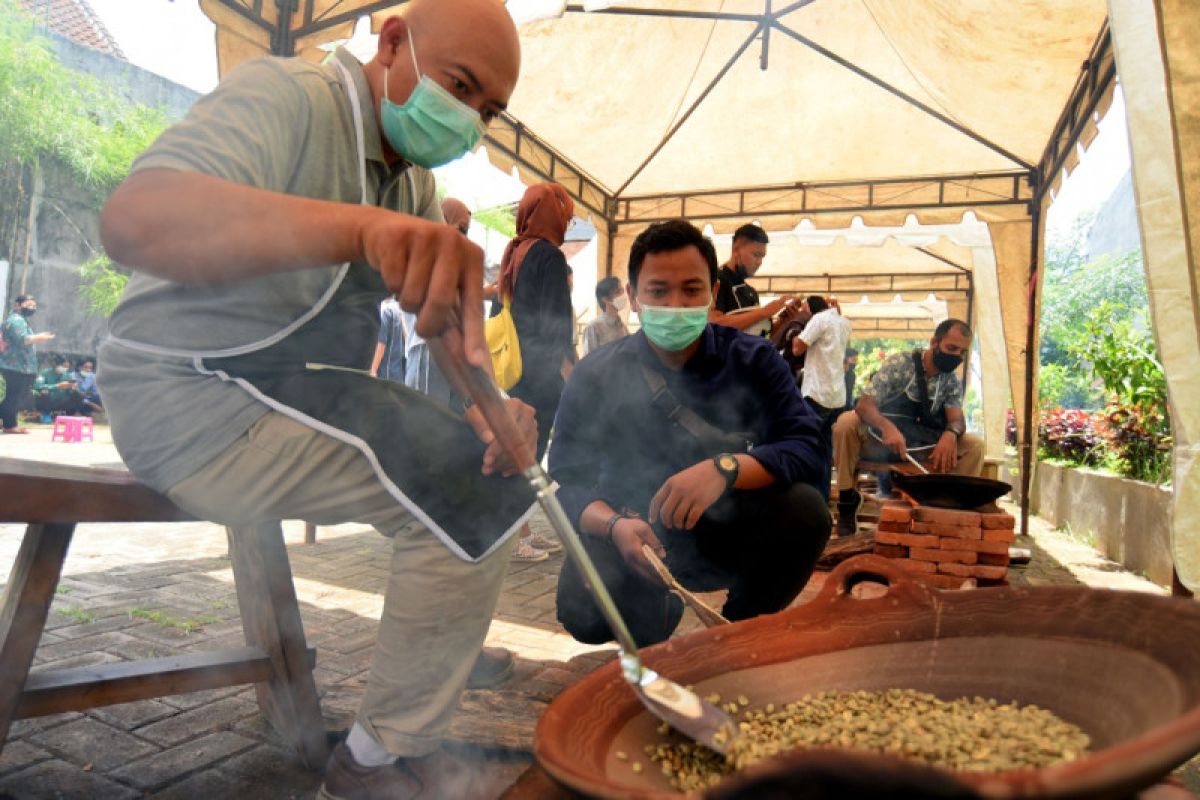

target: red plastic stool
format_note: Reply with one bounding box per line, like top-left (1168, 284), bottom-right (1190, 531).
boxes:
top-left (50, 416), bottom-right (93, 443)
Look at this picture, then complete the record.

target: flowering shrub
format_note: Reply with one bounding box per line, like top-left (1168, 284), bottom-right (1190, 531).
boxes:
top-left (1037, 407), bottom-right (1106, 466)
top-left (1105, 403), bottom-right (1172, 484)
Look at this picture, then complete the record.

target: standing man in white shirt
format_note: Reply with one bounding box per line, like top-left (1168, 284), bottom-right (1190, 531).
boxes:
top-left (792, 295), bottom-right (851, 494)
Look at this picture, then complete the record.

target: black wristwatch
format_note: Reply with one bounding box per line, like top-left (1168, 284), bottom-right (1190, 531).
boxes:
top-left (713, 453), bottom-right (740, 491)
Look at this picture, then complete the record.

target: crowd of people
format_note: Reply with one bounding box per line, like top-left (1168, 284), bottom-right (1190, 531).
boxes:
top-left (0, 295), bottom-right (102, 433)
top-left (16, 0), bottom-right (987, 793)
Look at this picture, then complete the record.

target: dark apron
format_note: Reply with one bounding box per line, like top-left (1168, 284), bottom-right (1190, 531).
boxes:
top-left (203, 261), bottom-right (535, 562)
top-left (862, 351), bottom-right (946, 462)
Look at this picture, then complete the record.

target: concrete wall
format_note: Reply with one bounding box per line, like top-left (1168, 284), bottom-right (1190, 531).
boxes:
top-left (1032, 460), bottom-right (1173, 586)
top-left (2, 34), bottom-right (199, 361)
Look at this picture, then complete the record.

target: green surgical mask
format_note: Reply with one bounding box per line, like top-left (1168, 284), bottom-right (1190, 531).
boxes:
top-left (638, 304), bottom-right (710, 351)
top-left (380, 27), bottom-right (487, 168)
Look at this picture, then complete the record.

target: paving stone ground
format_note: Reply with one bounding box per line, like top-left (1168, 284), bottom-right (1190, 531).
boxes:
top-left (1, 422), bottom-right (1195, 797)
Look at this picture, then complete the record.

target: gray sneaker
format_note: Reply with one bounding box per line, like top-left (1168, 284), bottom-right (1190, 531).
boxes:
top-left (319, 742), bottom-right (488, 800)
top-left (317, 742), bottom-right (421, 800)
top-left (466, 646), bottom-right (515, 689)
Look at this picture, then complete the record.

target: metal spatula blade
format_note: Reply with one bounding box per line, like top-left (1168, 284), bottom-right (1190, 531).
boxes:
top-left (427, 326), bottom-right (739, 755)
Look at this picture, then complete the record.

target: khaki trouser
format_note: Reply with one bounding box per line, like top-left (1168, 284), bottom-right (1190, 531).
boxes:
top-left (831, 410), bottom-right (985, 491)
top-left (167, 411), bottom-right (515, 757)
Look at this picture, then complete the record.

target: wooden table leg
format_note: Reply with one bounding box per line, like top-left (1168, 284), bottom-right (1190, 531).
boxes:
top-left (227, 523), bottom-right (328, 769)
top-left (0, 523), bottom-right (74, 753)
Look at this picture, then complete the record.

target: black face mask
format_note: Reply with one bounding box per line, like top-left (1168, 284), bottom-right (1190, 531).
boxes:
top-left (18, 307), bottom-right (36, 318)
top-left (733, 264), bottom-right (749, 280)
top-left (932, 348), bottom-right (962, 373)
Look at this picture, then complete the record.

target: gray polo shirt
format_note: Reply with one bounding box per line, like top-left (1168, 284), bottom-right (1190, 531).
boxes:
top-left (99, 49), bottom-right (441, 491)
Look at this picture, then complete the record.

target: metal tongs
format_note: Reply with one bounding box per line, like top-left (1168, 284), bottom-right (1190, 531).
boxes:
top-left (868, 428), bottom-right (930, 474)
top-left (428, 320), bottom-right (738, 754)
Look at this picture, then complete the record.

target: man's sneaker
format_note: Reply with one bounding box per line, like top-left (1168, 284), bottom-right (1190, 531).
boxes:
top-left (525, 532), bottom-right (563, 553)
top-left (319, 742), bottom-right (486, 800)
top-left (318, 742), bottom-right (421, 800)
top-left (836, 488), bottom-right (862, 537)
top-left (466, 646), bottom-right (515, 689)
top-left (512, 537), bottom-right (549, 562)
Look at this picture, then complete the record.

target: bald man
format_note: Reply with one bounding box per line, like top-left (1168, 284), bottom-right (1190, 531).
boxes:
top-left (97, 1), bottom-right (533, 795)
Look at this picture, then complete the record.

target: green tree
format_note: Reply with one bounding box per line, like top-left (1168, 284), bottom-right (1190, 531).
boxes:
top-left (1039, 212), bottom-right (1148, 409)
top-left (473, 203), bottom-right (517, 238)
top-left (1, 0), bottom-right (168, 312)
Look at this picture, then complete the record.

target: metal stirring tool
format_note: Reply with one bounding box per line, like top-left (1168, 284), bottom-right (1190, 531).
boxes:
top-left (428, 322), bottom-right (738, 754)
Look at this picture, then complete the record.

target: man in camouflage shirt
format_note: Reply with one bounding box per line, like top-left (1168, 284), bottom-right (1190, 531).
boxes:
top-left (831, 319), bottom-right (984, 535)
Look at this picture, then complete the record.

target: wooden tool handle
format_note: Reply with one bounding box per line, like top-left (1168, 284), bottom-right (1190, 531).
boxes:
top-left (426, 316), bottom-right (536, 473)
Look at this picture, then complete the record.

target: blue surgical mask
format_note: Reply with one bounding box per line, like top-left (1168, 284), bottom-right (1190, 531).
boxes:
top-left (638, 304), bottom-right (710, 351)
top-left (380, 27), bottom-right (487, 168)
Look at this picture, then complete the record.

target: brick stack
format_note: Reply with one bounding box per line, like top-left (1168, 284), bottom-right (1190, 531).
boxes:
top-left (873, 502), bottom-right (1017, 589)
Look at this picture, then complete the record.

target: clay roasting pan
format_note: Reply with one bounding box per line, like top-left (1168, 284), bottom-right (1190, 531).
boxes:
top-left (535, 555), bottom-right (1200, 798)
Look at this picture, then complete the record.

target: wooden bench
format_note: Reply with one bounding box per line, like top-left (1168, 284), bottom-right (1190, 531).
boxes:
top-left (0, 457), bottom-right (328, 769)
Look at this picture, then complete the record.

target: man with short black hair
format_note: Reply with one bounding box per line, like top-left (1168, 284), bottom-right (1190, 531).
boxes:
top-left (791, 294), bottom-right (852, 485)
top-left (842, 347), bottom-right (860, 413)
top-left (710, 223), bottom-right (797, 333)
top-left (831, 319), bottom-right (984, 535)
top-left (551, 219), bottom-right (831, 646)
top-left (582, 275), bottom-right (629, 355)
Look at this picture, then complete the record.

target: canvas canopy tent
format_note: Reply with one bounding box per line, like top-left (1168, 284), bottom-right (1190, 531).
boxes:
top-left (196, 0), bottom-right (1198, 591)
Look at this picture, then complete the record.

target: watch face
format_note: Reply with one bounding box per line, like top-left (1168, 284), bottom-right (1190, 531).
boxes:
top-left (718, 454), bottom-right (738, 472)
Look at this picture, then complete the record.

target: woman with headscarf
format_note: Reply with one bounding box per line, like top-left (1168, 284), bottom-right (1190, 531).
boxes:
top-left (500, 182), bottom-right (576, 560)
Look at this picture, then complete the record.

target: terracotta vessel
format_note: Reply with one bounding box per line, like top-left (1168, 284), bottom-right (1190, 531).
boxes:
top-left (535, 555), bottom-right (1200, 798)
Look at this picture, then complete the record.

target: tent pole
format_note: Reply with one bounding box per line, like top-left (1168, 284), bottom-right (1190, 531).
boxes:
top-left (605, 220), bottom-right (616, 278)
top-left (1019, 204), bottom-right (1043, 538)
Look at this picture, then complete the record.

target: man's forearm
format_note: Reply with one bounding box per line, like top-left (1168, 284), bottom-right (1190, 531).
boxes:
top-left (854, 397), bottom-right (893, 433)
top-left (579, 500), bottom-right (622, 539)
top-left (100, 169), bottom-right (388, 285)
top-left (369, 342), bottom-right (385, 376)
top-left (709, 306), bottom-right (772, 330)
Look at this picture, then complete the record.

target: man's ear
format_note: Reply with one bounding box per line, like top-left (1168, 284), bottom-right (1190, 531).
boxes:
top-left (710, 280), bottom-right (720, 307)
top-left (376, 15), bottom-right (408, 68)
top-left (627, 282), bottom-right (639, 313)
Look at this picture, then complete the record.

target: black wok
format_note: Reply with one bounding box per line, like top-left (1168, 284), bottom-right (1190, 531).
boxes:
top-left (890, 471), bottom-right (1011, 509)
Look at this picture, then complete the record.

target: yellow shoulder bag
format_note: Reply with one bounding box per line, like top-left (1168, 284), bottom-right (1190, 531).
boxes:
top-left (484, 300), bottom-right (523, 391)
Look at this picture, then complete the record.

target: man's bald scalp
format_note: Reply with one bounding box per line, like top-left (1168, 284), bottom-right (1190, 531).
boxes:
top-left (401, 0), bottom-right (520, 75)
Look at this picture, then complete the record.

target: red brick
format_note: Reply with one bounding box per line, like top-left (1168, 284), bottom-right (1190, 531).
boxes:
top-left (877, 521), bottom-right (912, 533)
top-left (938, 538), bottom-right (1010, 555)
top-left (910, 548), bottom-right (977, 565)
top-left (982, 528), bottom-right (1017, 543)
top-left (879, 506), bottom-right (914, 524)
top-left (873, 544), bottom-right (908, 559)
top-left (913, 506), bottom-right (982, 526)
top-left (938, 562), bottom-right (1008, 580)
top-left (876, 531), bottom-right (941, 548)
top-left (918, 573), bottom-right (978, 590)
top-left (978, 552), bottom-right (1011, 567)
top-left (893, 558), bottom-right (936, 574)
top-left (980, 511), bottom-right (1016, 530)
top-left (911, 521), bottom-right (982, 540)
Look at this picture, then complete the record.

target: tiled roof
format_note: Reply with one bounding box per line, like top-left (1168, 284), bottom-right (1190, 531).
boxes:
top-left (17, 0), bottom-right (125, 59)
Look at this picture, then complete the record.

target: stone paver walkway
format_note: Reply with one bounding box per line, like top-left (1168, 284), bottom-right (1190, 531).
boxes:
top-left (0, 423), bottom-right (1194, 797)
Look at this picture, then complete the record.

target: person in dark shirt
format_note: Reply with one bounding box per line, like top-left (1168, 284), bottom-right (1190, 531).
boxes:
top-left (710, 222), bottom-right (798, 334)
top-left (499, 181), bottom-right (576, 560)
top-left (550, 220), bottom-right (832, 647)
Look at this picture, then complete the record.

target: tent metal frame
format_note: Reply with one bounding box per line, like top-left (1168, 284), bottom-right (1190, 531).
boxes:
top-left (212, 0), bottom-right (1047, 222)
top-left (202, 0), bottom-right (1116, 541)
top-left (611, 171), bottom-right (1034, 226)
